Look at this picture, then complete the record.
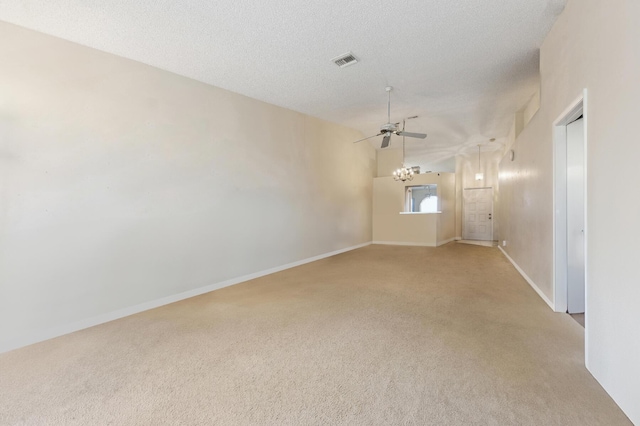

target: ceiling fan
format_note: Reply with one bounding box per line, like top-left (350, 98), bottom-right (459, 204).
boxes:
top-left (353, 86), bottom-right (427, 148)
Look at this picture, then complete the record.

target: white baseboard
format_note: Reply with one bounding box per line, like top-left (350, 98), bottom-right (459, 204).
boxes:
top-left (437, 237), bottom-right (457, 247)
top-left (499, 246), bottom-right (554, 310)
top-left (372, 241), bottom-right (436, 247)
top-left (455, 236), bottom-right (462, 241)
top-left (1, 242), bottom-right (372, 354)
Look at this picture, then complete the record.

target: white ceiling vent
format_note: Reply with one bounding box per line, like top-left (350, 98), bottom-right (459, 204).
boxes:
top-left (331, 52), bottom-right (358, 68)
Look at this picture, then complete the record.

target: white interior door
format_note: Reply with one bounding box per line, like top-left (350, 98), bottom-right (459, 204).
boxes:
top-left (567, 117), bottom-right (585, 314)
top-left (463, 188), bottom-right (493, 241)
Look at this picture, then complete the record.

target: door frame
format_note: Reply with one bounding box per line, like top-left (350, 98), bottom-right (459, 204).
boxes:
top-left (462, 186), bottom-right (494, 241)
top-left (553, 90), bottom-right (588, 320)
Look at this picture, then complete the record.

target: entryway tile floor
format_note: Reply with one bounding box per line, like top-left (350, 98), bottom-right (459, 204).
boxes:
top-left (456, 240), bottom-right (498, 247)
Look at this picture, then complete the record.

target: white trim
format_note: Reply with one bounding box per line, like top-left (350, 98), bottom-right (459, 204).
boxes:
top-left (0, 242), bottom-right (372, 354)
top-left (399, 211), bottom-right (442, 215)
top-left (372, 241), bottom-right (436, 247)
top-left (552, 121), bottom-right (569, 313)
top-left (499, 246), bottom-right (554, 310)
top-left (436, 237), bottom-right (457, 246)
top-left (583, 90), bottom-right (589, 368)
top-left (553, 92), bottom-right (586, 127)
top-left (552, 89), bottom-right (587, 316)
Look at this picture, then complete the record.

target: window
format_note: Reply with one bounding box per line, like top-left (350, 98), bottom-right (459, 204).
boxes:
top-left (405, 185), bottom-right (438, 213)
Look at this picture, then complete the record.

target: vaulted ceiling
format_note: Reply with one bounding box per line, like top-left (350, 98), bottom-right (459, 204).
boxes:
top-left (0, 0), bottom-right (566, 165)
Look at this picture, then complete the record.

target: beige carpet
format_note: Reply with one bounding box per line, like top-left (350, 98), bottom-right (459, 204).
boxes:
top-left (571, 313), bottom-right (586, 328)
top-left (0, 244), bottom-right (631, 425)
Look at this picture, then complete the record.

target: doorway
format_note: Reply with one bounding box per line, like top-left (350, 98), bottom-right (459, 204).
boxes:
top-left (567, 116), bottom-right (585, 314)
top-left (553, 91), bottom-right (587, 320)
top-left (462, 187), bottom-right (493, 241)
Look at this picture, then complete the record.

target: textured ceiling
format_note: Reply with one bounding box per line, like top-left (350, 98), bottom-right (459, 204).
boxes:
top-left (0, 0), bottom-right (566, 165)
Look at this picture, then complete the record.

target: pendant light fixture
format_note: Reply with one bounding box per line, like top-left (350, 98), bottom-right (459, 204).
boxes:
top-left (393, 119), bottom-right (415, 182)
top-left (475, 144), bottom-right (484, 181)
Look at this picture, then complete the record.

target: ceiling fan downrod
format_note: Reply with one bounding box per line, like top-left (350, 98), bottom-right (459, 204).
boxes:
top-left (386, 86), bottom-right (393, 124)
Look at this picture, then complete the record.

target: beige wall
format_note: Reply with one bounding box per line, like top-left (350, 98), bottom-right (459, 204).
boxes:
top-left (376, 148), bottom-right (403, 177)
top-left (372, 173), bottom-right (455, 246)
top-left (438, 173), bottom-right (456, 243)
top-left (522, 90), bottom-right (540, 128)
top-left (0, 23), bottom-right (376, 351)
top-left (498, 0), bottom-right (640, 422)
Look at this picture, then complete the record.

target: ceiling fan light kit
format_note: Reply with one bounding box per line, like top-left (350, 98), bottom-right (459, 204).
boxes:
top-left (393, 166), bottom-right (415, 182)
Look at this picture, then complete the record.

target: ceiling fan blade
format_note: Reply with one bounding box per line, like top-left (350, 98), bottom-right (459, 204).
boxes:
top-left (381, 135), bottom-right (391, 148)
top-left (397, 131), bottom-right (427, 139)
top-left (353, 133), bottom-right (383, 143)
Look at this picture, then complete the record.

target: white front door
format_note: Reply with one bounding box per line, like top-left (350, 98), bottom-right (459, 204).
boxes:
top-left (463, 188), bottom-right (493, 241)
top-left (567, 117), bottom-right (585, 314)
